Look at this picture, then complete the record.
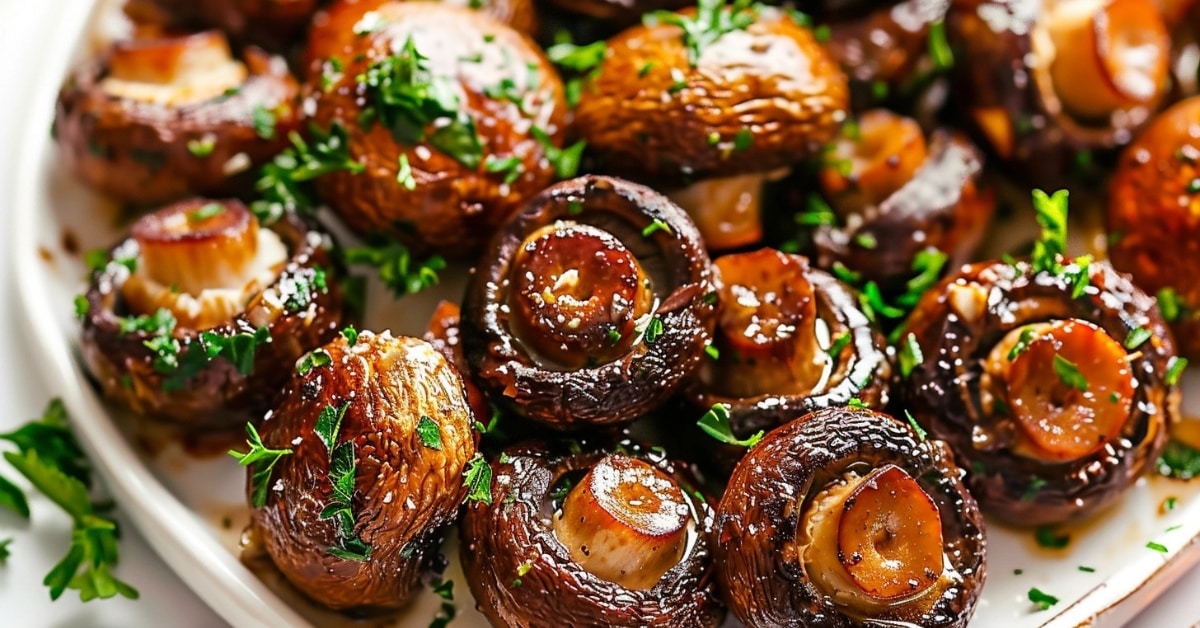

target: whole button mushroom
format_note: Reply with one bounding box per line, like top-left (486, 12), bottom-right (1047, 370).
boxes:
top-left (54, 30), bottom-right (300, 207)
top-left (459, 441), bottom-right (723, 627)
top-left (460, 175), bottom-right (718, 429)
top-left (946, 0), bottom-right (1172, 187)
top-left (1108, 95), bottom-right (1200, 359)
top-left (713, 407), bottom-right (987, 627)
top-left (305, 1), bottom-right (569, 257)
top-left (574, 1), bottom-right (849, 250)
top-left (79, 199), bottom-right (346, 431)
top-left (239, 331), bottom-right (478, 612)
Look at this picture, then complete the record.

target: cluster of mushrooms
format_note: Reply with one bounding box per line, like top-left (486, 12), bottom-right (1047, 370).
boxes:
top-left (60, 0), bottom-right (1200, 624)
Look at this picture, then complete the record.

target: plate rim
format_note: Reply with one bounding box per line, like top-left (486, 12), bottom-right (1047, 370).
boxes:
top-left (9, 2), bottom-right (1200, 627)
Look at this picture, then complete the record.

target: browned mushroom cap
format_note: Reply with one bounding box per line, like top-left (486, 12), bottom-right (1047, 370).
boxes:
top-left (78, 200), bottom-right (346, 431)
top-left (1108, 95), bottom-right (1200, 359)
top-left (249, 331), bottom-right (477, 612)
top-left (304, 2), bottom-right (568, 257)
top-left (459, 441), bottom-right (723, 627)
top-left (124, 0), bottom-right (319, 51)
top-left (461, 175), bottom-right (718, 429)
top-left (806, 111), bottom-right (995, 293)
top-left (713, 407), bottom-right (986, 627)
top-left (823, 0), bottom-right (948, 101)
top-left (685, 248), bottom-right (891, 440)
top-left (900, 259), bottom-right (1178, 525)
top-left (424, 299), bottom-right (492, 425)
top-left (574, 5), bottom-right (849, 184)
top-left (54, 30), bottom-right (300, 207)
top-left (946, 0), bottom-right (1171, 183)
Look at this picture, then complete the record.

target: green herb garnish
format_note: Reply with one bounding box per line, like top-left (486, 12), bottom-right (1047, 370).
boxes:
top-left (904, 410), bottom-right (927, 441)
top-left (697, 403), bottom-right (762, 448)
top-left (1147, 541), bottom-right (1168, 553)
top-left (484, 154), bottom-right (524, 186)
top-left (463, 454), bottom-right (494, 504)
top-left (644, 0), bottom-right (758, 66)
top-left (251, 105), bottom-right (277, 140)
top-left (898, 332), bottom-right (923, 378)
top-left (416, 415), bottom-right (443, 451)
top-left (229, 423), bottom-right (293, 508)
top-left (1028, 587), bottom-right (1059, 611)
top-left (642, 219), bottom-right (672, 237)
top-left (1125, 327), bottom-right (1152, 350)
top-left (296, 349), bottom-right (331, 376)
top-left (344, 238), bottom-right (446, 297)
top-left (1035, 526), bottom-right (1069, 549)
top-left (1030, 189), bottom-right (1069, 274)
top-left (397, 154), bottom-right (416, 190)
top-left (640, 316), bottom-right (665, 344)
top-left (253, 122), bottom-right (364, 221)
top-left (531, 127), bottom-right (585, 179)
top-left (1166, 356), bottom-right (1188, 386)
top-left (186, 137), bottom-right (215, 157)
top-left (1053, 354), bottom-right (1088, 391)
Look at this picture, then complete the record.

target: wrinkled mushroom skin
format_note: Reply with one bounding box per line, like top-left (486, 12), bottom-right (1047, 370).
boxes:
top-left (686, 249), bottom-right (891, 441)
top-left (946, 0), bottom-right (1171, 186)
top-left (810, 122), bottom-right (995, 293)
top-left (124, 0), bottom-right (320, 51)
top-left (305, 2), bottom-right (567, 257)
top-left (461, 175), bottom-right (718, 429)
top-left (714, 407), bottom-right (986, 627)
top-left (901, 260), bottom-right (1177, 525)
top-left (1108, 96), bottom-right (1200, 359)
top-left (79, 205), bottom-right (346, 430)
top-left (424, 299), bottom-right (493, 425)
top-left (54, 33), bottom-right (300, 207)
top-left (575, 7), bottom-right (849, 183)
top-left (460, 443), bottom-right (723, 627)
top-left (252, 331), bottom-right (477, 611)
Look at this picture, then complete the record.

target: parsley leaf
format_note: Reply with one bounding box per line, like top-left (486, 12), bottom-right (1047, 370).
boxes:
top-left (0, 399), bottom-right (91, 488)
top-left (228, 423), bottom-right (293, 508)
top-left (1035, 526), bottom-right (1070, 549)
top-left (1157, 287), bottom-right (1184, 322)
top-left (1158, 438), bottom-right (1200, 479)
top-left (186, 137), bottom-right (215, 157)
top-left (1147, 541), bottom-right (1168, 553)
top-left (1008, 327), bottom-right (1038, 361)
top-left (0, 474), bottom-right (29, 518)
top-left (531, 127), bottom-right (585, 179)
top-left (252, 105), bottom-right (277, 140)
top-left (1166, 356), bottom-right (1188, 386)
top-left (1030, 189), bottom-right (1069, 274)
top-left (281, 266), bottom-right (328, 312)
top-left (898, 332), bottom-right (923, 378)
top-left (640, 316), bottom-right (665, 344)
top-left (641, 219), bottom-right (672, 237)
top-left (904, 410), bottom-right (927, 441)
top-left (341, 325), bottom-right (358, 346)
top-left (416, 415), bottom-right (443, 451)
top-left (397, 154), bottom-right (417, 190)
top-left (463, 454), bottom-right (493, 505)
top-left (697, 403), bottom-right (763, 448)
top-left (1053, 354), bottom-right (1088, 391)
top-left (546, 41), bottom-right (606, 72)
top-left (162, 327), bottom-right (272, 392)
top-left (1028, 587), bottom-right (1059, 611)
top-left (296, 349), bottom-right (332, 375)
top-left (928, 21), bottom-right (954, 70)
top-left (253, 122), bottom-right (364, 222)
top-left (1125, 327), bottom-right (1152, 350)
top-left (645, 0), bottom-right (758, 66)
top-left (0, 537), bottom-right (10, 563)
top-left (344, 238), bottom-right (446, 297)
top-left (314, 403), bottom-right (350, 454)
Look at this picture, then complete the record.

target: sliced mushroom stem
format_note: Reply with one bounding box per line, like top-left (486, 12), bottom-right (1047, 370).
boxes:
top-left (1042, 0), bottom-right (1169, 122)
top-left (666, 170), bottom-right (785, 251)
top-left (508, 222), bottom-right (654, 369)
top-left (801, 465), bottom-right (945, 611)
top-left (103, 30), bottom-right (248, 105)
top-left (551, 455), bottom-right (692, 591)
top-left (709, 249), bottom-right (827, 397)
top-left (818, 110), bottom-right (927, 214)
top-left (999, 318), bottom-right (1135, 461)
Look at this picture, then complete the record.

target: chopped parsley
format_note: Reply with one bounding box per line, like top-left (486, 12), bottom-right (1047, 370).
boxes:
top-left (188, 202), bottom-right (225, 222)
top-left (545, 40), bottom-right (606, 72)
top-left (697, 403), bottom-right (763, 448)
top-left (228, 423), bottom-right (293, 508)
top-left (163, 326), bottom-right (272, 392)
top-left (1166, 356), bottom-right (1188, 386)
top-left (1125, 327), bottom-right (1152, 350)
top-left (1147, 541), bottom-right (1169, 553)
top-left (1078, 565), bottom-right (1096, 573)
top-left (644, 0), bottom-right (758, 66)
top-left (640, 316), bottom-right (665, 344)
top-left (705, 343), bottom-right (720, 360)
top-left (606, 328), bottom-right (623, 345)
top-left (1053, 354), bottom-right (1088, 391)
top-left (531, 127), bottom-right (585, 179)
top-left (795, 194), bottom-right (837, 226)
top-left (484, 154), bottom-right (524, 185)
top-left (928, 21), bottom-right (954, 70)
top-left (186, 136), bottom-right (215, 157)
top-left (733, 127), bottom-right (752, 151)
top-left (314, 402), bottom-right (371, 561)
top-left (0, 538), bottom-right (9, 564)
top-left (1157, 287), bottom-right (1184, 322)
top-left (344, 238), bottom-right (446, 297)
top-left (641, 219), bottom-right (672, 237)
top-left (416, 415), bottom-right (443, 451)
top-left (341, 325), bottom-right (358, 346)
top-left (73, 295), bottom-right (89, 320)
top-left (397, 154), bottom-right (417, 190)
top-left (253, 122), bottom-right (364, 221)
top-left (1028, 587), bottom-right (1059, 611)
top-left (827, 330), bottom-right (852, 359)
top-left (296, 349), bottom-right (332, 376)
top-left (1035, 526), bottom-right (1070, 549)
top-left (1030, 189), bottom-right (1069, 275)
top-left (251, 105), bottom-right (277, 140)
top-left (1008, 327), bottom-right (1038, 361)
top-left (357, 37), bottom-right (483, 169)
top-left (429, 579), bottom-right (456, 628)
top-left (898, 332), bottom-right (923, 378)
top-left (463, 453), bottom-right (493, 504)
top-left (1158, 438), bottom-right (1200, 479)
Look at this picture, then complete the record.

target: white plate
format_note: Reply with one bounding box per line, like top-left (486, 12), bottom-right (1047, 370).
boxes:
top-left (12, 1), bottom-right (1200, 627)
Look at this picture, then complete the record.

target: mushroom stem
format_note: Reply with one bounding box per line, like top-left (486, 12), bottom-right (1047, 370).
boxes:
top-left (818, 110), bottom-right (927, 215)
top-left (801, 465), bottom-right (945, 612)
top-left (508, 222), bottom-right (654, 369)
top-left (103, 31), bottom-right (248, 106)
top-left (999, 318), bottom-right (1135, 461)
top-left (1042, 0), bottom-right (1169, 122)
top-left (707, 249), bottom-right (827, 397)
top-left (666, 170), bottom-right (785, 251)
top-left (551, 455), bottom-right (692, 591)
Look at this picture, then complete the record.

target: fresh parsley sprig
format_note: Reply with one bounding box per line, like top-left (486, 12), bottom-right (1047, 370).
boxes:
top-left (697, 403), bottom-right (763, 448)
top-left (228, 423), bottom-right (293, 508)
top-left (343, 238), bottom-right (446, 297)
top-left (253, 122), bottom-right (364, 223)
top-left (463, 454), bottom-right (493, 505)
top-left (312, 403), bottom-right (371, 561)
top-left (645, 0), bottom-right (759, 67)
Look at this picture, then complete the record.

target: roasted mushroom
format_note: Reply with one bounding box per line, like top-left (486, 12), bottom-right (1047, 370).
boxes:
top-left (54, 30), bottom-right (300, 207)
top-left (460, 441), bottom-right (722, 627)
top-left (461, 175), bottom-right (718, 429)
top-left (798, 110), bottom-right (995, 294)
top-left (1108, 95), bottom-right (1200, 359)
top-left (684, 248), bottom-right (891, 442)
top-left (243, 330), bottom-right (477, 612)
top-left (713, 406), bottom-right (986, 627)
top-left (539, 0), bottom-right (691, 25)
top-left (424, 299), bottom-right (492, 425)
top-left (946, 0), bottom-right (1172, 185)
top-left (304, 1), bottom-right (568, 257)
top-left (79, 199), bottom-right (345, 430)
top-left (123, 0), bottom-right (320, 51)
top-left (901, 255), bottom-right (1179, 525)
top-left (574, 2), bottom-right (849, 250)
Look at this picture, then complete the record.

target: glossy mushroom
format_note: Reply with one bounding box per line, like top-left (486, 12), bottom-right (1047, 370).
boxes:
top-left (123, 0), bottom-right (320, 51)
top-left (1107, 95), bottom-right (1200, 359)
top-left (714, 407), bottom-right (986, 627)
top-left (78, 199), bottom-right (346, 430)
top-left (245, 331), bottom-right (477, 611)
top-left (460, 175), bottom-right (718, 429)
top-left (459, 441), bottom-right (722, 627)
top-left (574, 3), bottom-right (849, 250)
top-left (684, 248), bottom-right (891, 442)
top-left (799, 110), bottom-right (995, 294)
top-left (54, 30), bottom-right (300, 207)
top-left (901, 259), bottom-right (1178, 525)
top-left (304, 1), bottom-right (568, 257)
top-left (945, 0), bottom-right (1171, 186)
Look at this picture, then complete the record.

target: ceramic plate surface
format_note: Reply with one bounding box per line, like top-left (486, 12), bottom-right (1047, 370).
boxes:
top-left (12, 1), bottom-right (1200, 626)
